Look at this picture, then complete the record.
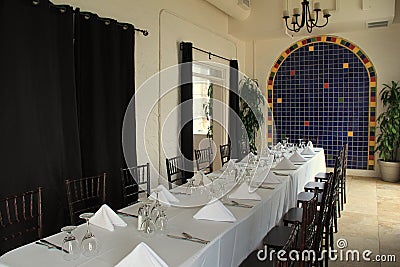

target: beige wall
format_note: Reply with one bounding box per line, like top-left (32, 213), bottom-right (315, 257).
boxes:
top-left (244, 23), bottom-right (400, 177)
top-left (51, 0), bottom-right (246, 187)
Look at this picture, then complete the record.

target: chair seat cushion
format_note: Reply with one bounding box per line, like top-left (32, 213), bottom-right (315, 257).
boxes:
top-left (263, 225), bottom-right (292, 249)
top-left (297, 191), bottom-right (323, 205)
top-left (304, 181), bottom-right (325, 191)
top-left (315, 172), bottom-right (330, 182)
top-left (283, 207), bottom-right (303, 224)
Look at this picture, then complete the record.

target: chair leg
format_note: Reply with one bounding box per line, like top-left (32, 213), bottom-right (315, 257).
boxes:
top-left (343, 178), bottom-right (347, 204)
top-left (336, 194), bottom-right (341, 218)
top-left (340, 180), bottom-right (344, 211)
top-left (333, 203), bottom-right (338, 233)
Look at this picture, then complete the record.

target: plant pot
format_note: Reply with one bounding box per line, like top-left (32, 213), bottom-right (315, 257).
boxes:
top-left (378, 160), bottom-right (400, 183)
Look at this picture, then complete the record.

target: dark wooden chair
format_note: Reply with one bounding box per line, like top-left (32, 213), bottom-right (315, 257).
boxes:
top-left (195, 147), bottom-right (213, 174)
top-left (220, 143), bottom-right (231, 167)
top-left (240, 222), bottom-right (301, 267)
top-left (166, 155), bottom-right (187, 189)
top-left (65, 173), bottom-right (107, 225)
top-left (121, 163), bottom-right (150, 206)
top-left (263, 188), bottom-right (319, 256)
top-left (0, 187), bottom-right (42, 255)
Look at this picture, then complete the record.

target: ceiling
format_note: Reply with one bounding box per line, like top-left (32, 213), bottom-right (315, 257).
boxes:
top-left (210, 0), bottom-right (398, 40)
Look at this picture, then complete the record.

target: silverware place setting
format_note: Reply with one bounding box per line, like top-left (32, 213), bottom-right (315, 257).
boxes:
top-left (166, 233), bottom-right (209, 244)
top-left (224, 200), bottom-right (253, 208)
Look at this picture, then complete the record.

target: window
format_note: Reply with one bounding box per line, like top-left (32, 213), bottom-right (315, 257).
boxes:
top-left (192, 62), bottom-right (226, 135)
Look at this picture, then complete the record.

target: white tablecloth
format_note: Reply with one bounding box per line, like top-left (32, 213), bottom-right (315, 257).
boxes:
top-left (0, 149), bottom-right (325, 267)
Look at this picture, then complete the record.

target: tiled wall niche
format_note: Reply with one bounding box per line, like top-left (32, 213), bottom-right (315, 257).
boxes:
top-left (267, 36), bottom-right (376, 170)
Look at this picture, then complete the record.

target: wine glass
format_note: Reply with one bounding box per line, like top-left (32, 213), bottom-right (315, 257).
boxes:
top-left (155, 206), bottom-right (168, 233)
top-left (79, 213), bottom-right (98, 257)
top-left (61, 226), bottom-right (80, 261)
top-left (140, 201), bottom-right (156, 237)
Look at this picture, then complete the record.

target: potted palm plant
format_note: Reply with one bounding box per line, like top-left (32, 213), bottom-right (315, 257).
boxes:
top-left (376, 81), bottom-right (400, 182)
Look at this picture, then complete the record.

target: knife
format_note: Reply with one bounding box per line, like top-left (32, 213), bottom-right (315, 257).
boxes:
top-left (116, 211), bottom-right (138, 218)
top-left (258, 185), bottom-right (275, 190)
top-left (39, 239), bottom-right (69, 253)
top-left (273, 172), bottom-right (290, 176)
top-left (166, 234), bottom-right (209, 244)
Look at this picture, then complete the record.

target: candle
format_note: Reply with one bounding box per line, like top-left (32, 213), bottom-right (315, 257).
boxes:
top-left (314, 2), bottom-right (321, 10)
top-left (283, 10), bottom-right (289, 18)
top-left (293, 8), bottom-right (300, 15)
top-left (310, 12), bottom-right (315, 21)
top-left (323, 9), bottom-right (330, 17)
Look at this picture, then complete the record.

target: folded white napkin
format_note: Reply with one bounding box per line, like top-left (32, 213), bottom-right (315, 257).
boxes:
top-left (289, 151), bottom-right (306, 162)
top-left (264, 172), bottom-right (283, 184)
top-left (115, 242), bottom-right (168, 267)
top-left (193, 199), bottom-right (236, 222)
top-left (275, 142), bottom-right (282, 149)
top-left (301, 146), bottom-right (316, 155)
top-left (274, 157), bottom-right (297, 170)
top-left (229, 183), bottom-right (261, 200)
top-left (89, 204), bottom-right (127, 231)
top-left (149, 185), bottom-right (179, 204)
top-left (307, 141), bottom-right (314, 149)
top-left (239, 152), bottom-right (254, 163)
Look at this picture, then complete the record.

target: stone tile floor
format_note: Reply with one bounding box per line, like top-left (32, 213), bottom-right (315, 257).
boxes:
top-left (329, 176), bottom-right (400, 267)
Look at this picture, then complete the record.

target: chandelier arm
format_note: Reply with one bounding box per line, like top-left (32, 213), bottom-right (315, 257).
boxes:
top-left (315, 17), bottom-right (329, 28)
top-left (285, 18), bottom-right (300, 32)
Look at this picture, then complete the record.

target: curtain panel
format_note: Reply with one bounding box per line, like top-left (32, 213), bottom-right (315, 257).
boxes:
top-left (74, 11), bottom-right (135, 209)
top-left (228, 60), bottom-right (241, 159)
top-left (179, 42), bottom-right (194, 180)
top-left (0, 0), bottom-right (81, 242)
top-left (0, 0), bottom-right (136, 249)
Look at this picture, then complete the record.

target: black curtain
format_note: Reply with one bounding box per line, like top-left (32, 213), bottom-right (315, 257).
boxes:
top-left (228, 60), bottom-right (241, 158)
top-left (179, 42), bottom-right (194, 179)
top-left (0, 0), bottom-right (81, 240)
top-left (74, 11), bottom-right (135, 209)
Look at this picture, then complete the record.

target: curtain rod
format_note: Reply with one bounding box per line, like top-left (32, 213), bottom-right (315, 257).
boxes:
top-left (180, 43), bottom-right (231, 61)
top-left (46, 3), bottom-right (149, 36)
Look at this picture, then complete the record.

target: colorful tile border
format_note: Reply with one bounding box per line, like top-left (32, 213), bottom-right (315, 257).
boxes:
top-left (267, 35), bottom-right (376, 170)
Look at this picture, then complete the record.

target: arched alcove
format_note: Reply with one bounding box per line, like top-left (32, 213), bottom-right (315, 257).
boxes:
top-left (267, 36), bottom-right (376, 170)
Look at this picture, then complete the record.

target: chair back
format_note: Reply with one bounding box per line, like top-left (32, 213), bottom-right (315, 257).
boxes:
top-left (166, 155), bottom-right (187, 189)
top-left (195, 147), bottom-right (213, 174)
top-left (314, 172), bottom-right (334, 261)
top-left (342, 143), bottom-right (348, 182)
top-left (0, 187), bottom-right (42, 255)
top-left (275, 222), bottom-right (301, 267)
top-left (121, 163), bottom-right (150, 206)
top-left (220, 143), bottom-right (231, 167)
top-left (300, 188), bottom-right (319, 251)
top-left (65, 173), bottom-right (106, 225)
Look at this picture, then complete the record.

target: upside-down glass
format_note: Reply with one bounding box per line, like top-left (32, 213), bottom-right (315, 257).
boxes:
top-left (155, 206), bottom-right (168, 233)
top-left (79, 213), bottom-right (98, 257)
top-left (61, 225), bottom-right (80, 261)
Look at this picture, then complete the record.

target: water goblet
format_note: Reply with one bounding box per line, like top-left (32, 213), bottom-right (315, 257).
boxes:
top-left (155, 206), bottom-right (168, 233)
top-left (61, 225), bottom-right (80, 261)
top-left (140, 202), bottom-right (156, 237)
top-left (79, 213), bottom-right (98, 257)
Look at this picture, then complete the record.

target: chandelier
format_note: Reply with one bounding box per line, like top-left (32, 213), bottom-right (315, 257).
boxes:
top-left (283, 0), bottom-right (331, 33)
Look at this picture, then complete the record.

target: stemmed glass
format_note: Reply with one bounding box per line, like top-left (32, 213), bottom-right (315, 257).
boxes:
top-left (79, 213), bottom-right (98, 257)
top-left (61, 226), bottom-right (80, 261)
top-left (140, 200), bottom-right (156, 237)
top-left (155, 206), bottom-right (168, 233)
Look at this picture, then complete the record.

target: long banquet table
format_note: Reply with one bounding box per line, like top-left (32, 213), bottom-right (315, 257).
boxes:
top-left (0, 149), bottom-right (325, 267)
